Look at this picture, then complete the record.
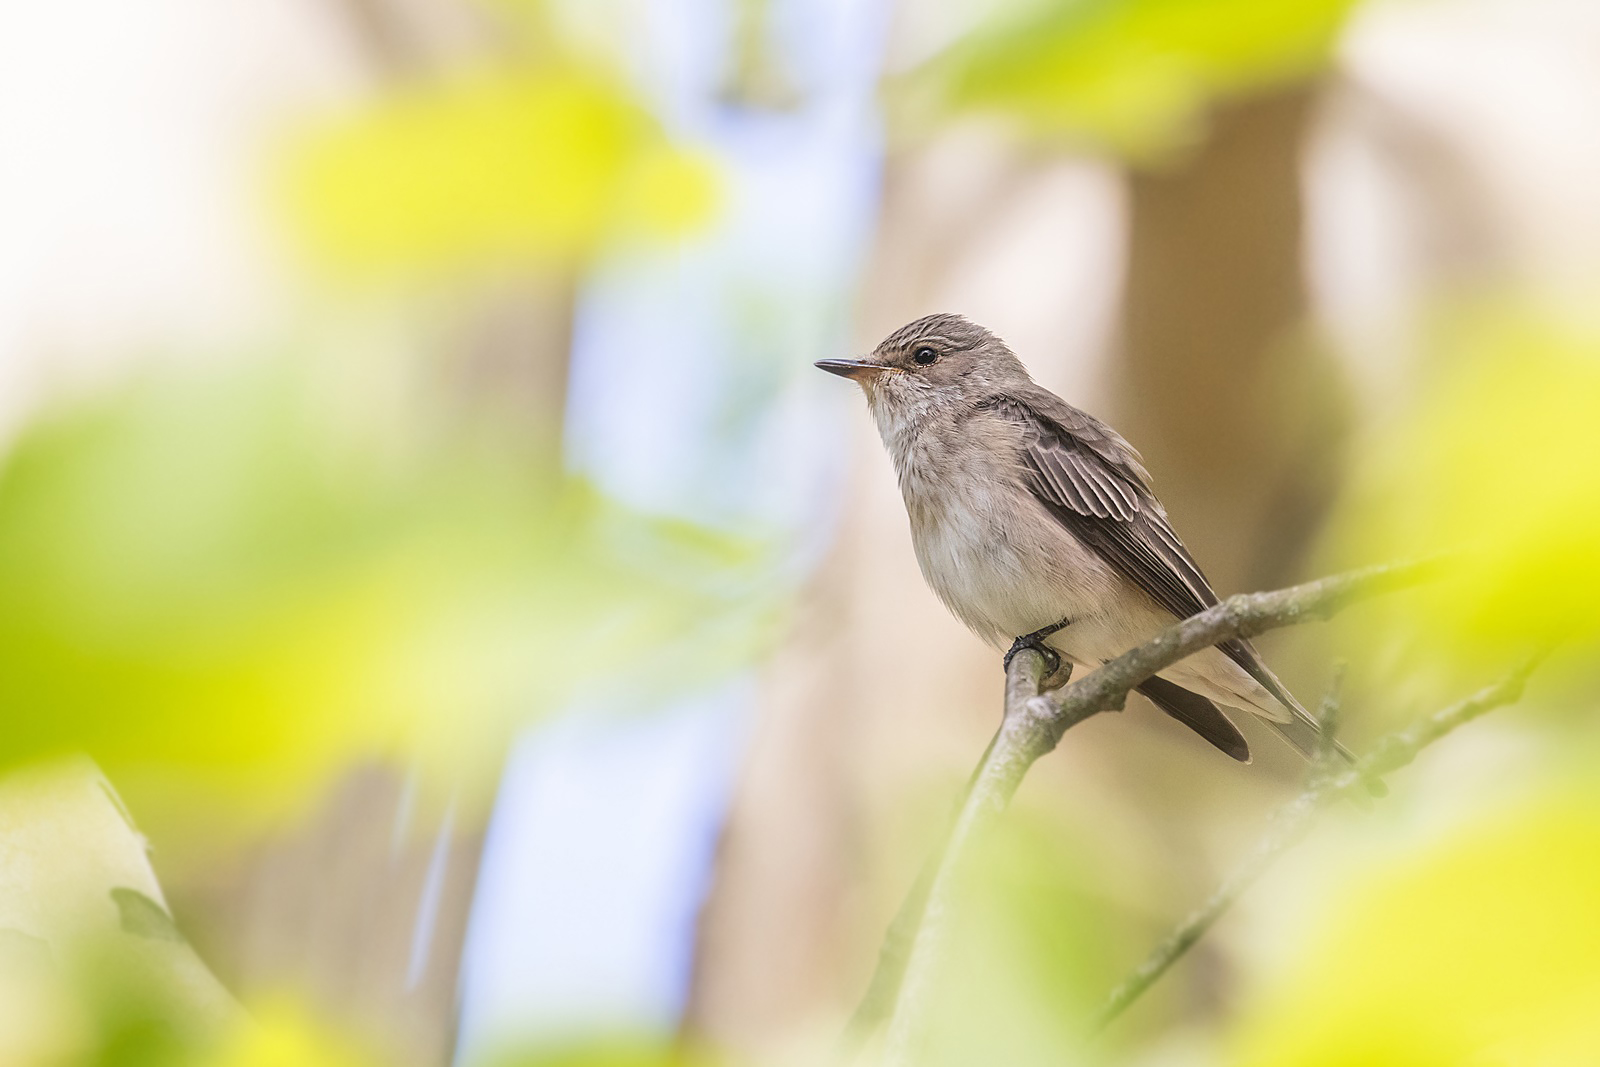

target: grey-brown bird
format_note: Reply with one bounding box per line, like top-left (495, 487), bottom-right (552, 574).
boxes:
top-left (818, 313), bottom-right (1338, 763)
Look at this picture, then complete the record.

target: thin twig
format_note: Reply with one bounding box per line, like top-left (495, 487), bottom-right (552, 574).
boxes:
top-left (849, 558), bottom-right (1435, 1059)
top-left (840, 734), bottom-right (997, 1049)
top-left (1055, 558), bottom-right (1438, 732)
top-left (1312, 661), bottom-right (1347, 768)
top-left (879, 647), bottom-right (1096, 1064)
top-left (1092, 652), bottom-right (1546, 1032)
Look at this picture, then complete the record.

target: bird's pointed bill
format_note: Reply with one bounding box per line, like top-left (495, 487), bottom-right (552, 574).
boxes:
top-left (814, 359), bottom-right (889, 381)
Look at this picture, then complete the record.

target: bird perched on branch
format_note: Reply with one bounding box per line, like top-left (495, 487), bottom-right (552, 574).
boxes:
top-left (817, 313), bottom-right (1343, 764)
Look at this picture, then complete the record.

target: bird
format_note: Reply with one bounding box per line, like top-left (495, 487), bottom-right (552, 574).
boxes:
top-left (816, 312), bottom-right (1341, 764)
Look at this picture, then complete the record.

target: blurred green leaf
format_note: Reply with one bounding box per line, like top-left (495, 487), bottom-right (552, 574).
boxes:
top-left (1325, 309), bottom-right (1600, 697)
top-left (204, 999), bottom-right (379, 1067)
top-left (282, 66), bottom-right (717, 275)
top-left (0, 760), bottom-right (243, 1065)
top-left (919, 808), bottom-right (1132, 1065)
top-left (1231, 790), bottom-right (1600, 1066)
top-left (908, 0), bottom-right (1360, 157)
top-left (0, 356), bottom-right (777, 818)
top-left (482, 1034), bottom-right (709, 1067)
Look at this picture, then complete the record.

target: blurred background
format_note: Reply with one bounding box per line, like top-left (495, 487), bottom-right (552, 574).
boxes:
top-left (2, 0), bottom-right (1599, 1064)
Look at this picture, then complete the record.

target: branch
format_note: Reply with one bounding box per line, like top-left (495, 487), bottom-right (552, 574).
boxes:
top-left (847, 558), bottom-right (1435, 1061)
top-left (1057, 558), bottom-right (1437, 729)
top-left (1092, 651), bottom-right (1546, 1032)
top-left (878, 647), bottom-right (1094, 1065)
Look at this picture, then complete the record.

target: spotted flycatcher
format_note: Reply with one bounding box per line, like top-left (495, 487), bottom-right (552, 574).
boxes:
top-left (818, 313), bottom-right (1338, 763)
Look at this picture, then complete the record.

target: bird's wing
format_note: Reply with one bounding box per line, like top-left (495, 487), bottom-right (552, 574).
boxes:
top-left (979, 391), bottom-right (1306, 718)
top-left (979, 393), bottom-right (1221, 619)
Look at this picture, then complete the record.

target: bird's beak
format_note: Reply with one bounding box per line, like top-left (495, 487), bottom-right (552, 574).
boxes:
top-left (814, 358), bottom-right (890, 382)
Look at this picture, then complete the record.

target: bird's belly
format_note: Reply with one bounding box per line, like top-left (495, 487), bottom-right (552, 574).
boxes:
top-left (912, 512), bottom-right (1029, 646)
top-left (907, 482), bottom-right (1124, 651)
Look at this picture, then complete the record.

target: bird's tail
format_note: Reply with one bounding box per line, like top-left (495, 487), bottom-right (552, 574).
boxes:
top-left (1264, 696), bottom-right (1385, 798)
top-left (1266, 709), bottom-right (1356, 765)
top-left (1245, 658), bottom-right (1359, 767)
top-left (1137, 677), bottom-right (1251, 763)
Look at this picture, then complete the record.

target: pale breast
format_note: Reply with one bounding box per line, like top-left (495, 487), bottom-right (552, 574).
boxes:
top-left (891, 413), bottom-right (1121, 650)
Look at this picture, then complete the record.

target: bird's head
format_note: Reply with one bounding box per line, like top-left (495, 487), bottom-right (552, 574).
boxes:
top-left (815, 314), bottom-right (1031, 424)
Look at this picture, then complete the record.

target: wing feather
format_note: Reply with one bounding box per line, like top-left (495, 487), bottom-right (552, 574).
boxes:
top-left (977, 391), bottom-right (1363, 767)
top-left (980, 391), bottom-right (1292, 702)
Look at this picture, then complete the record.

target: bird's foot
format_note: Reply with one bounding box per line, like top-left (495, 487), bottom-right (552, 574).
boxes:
top-left (1003, 636), bottom-right (1058, 677)
top-left (1003, 619), bottom-right (1072, 684)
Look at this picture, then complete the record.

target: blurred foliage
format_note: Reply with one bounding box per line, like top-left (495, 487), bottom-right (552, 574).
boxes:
top-left (204, 999), bottom-right (379, 1067)
top-left (72, 988), bottom-right (379, 1067)
top-left (0, 355), bottom-right (778, 821)
top-left (1328, 309), bottom-right (1600, 690)
top-left (917, 808), bottom-right (1134, 1066)
top-left (480, 1035), bottom-right (711, 1067)
top-left (283, 67), bottom-right (716, 274)
top-left (906, 0), bottom-right (1359, 157)
top-left (0, 957), bottom-right (380, 1066)
top-left (1232, 787), bottom-right (1600, 1065)
top-left (0, 760), bottom-right (242, 1066)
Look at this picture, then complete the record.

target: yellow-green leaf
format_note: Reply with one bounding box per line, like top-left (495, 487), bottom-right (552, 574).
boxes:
top-left (282, 68), bottom-right (716, 273)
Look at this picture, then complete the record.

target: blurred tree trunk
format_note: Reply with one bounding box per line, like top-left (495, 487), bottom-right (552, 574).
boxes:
top-left (679, 546), bottom-right (863, 1049)
top-left (171, 307), bottom-right (575, 1067)
top-left (160, 5), bottom-right (579, 1062)
top-left (176, 265), bottom-right (572, 1064)
top-left (1113, 87), bottom-right (1350, 596)
top-left (176, 768), bottom-right (480, 1063)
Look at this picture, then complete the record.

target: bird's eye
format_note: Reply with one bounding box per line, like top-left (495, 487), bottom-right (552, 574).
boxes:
top-left (912, 346), bottom-right (938, 366)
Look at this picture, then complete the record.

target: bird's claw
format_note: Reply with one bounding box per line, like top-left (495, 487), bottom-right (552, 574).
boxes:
top-left (1004, 618), bottom-right (1071, 682)
top-left (1003, 637), bottom-right (1060, 679)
